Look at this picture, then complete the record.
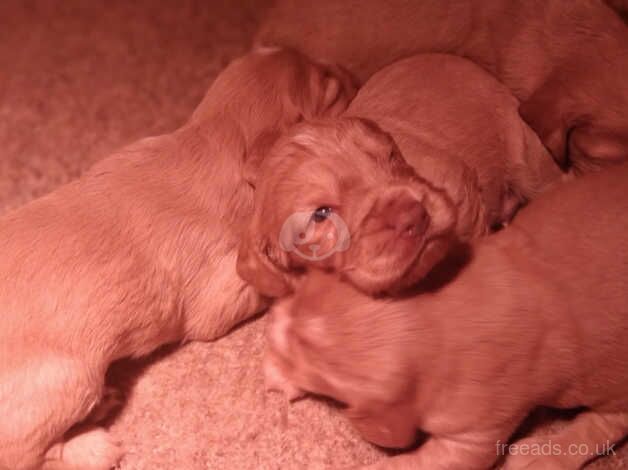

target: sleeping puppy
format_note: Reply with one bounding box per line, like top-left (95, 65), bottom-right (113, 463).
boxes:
top-left (0, 48), bottom-right (355, 470)
top-left (267, 164), bottom-right (628, 469)
top-left (238, 54), bottom-right (562, 297)
top-left (256, 0), bottom-right (628, 173)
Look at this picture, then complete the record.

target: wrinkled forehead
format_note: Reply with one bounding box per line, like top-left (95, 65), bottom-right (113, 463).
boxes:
top-left (270, 152), bottom-right (368, 217)
top-left (260, 154), bottom-right (344, 217)
top-left (271, 119), bottom-right (401, 188)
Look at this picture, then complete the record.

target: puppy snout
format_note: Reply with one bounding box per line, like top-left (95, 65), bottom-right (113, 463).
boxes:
top-left (383, 195), bottom-right (430, 239)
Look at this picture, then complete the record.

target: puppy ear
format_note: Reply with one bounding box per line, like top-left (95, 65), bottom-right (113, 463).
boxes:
top-left (237, 234), bottom-right (293, 298)
top-left (301, 63), bottom-right (358, 119)
top-left (243, 129), bottom-right (283, 187)
top-left (519, 76), bottom-right (574, 170)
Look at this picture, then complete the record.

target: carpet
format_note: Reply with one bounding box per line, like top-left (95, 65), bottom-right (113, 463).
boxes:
top-left (0, 1), bottom-right (624, 468)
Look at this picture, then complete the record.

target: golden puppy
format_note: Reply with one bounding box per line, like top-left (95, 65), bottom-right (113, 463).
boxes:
top-left (0, 48), bottom-right (355, 470)
top-left (267, 164), bottom-right (628, 469)
top-left (256, 0), bottom-right (628, 173)
top-left (238, 54), bottom-right (561, 297)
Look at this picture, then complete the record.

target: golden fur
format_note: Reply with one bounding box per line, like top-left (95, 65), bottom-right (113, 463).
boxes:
top-left (257, 0), bottom-right (628, 173)
top-left (267, 164), bottom-right (628, 469)
top-left (238, 54), bottom-right (563, 297)
top-left (0, 48), bottom-right (356, 470)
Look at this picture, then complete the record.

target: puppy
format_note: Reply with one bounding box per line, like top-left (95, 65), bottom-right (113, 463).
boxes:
top-left (0, 48), bottom-right (355, 470)
top-left (256, 0), bottom-right (628, 173)
top-left (238, 54), bottom-right (562, 297)
top-left (266, 164), bottom-right (628, 469)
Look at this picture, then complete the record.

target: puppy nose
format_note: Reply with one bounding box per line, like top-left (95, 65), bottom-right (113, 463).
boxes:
top-left (384, 196), bottom-right (430, 239)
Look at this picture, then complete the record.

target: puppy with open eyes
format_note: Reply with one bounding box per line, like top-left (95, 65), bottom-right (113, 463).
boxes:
top-left (257, 0), bottom-right (628, 174)
top-left (238, 53), bottom-right (562, 298)
top-left (267, 164), bottom-right (628, 470)
top-left (0, 48), bottom-right (355, 470)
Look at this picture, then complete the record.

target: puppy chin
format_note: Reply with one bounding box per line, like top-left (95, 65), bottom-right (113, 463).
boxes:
top-left (343, 260), bottom-right (415, 295)
top-left (342, 235), bottom-right (452, 294)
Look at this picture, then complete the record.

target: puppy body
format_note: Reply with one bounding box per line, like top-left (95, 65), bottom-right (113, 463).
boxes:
top-left (346, 53), bottom-right (562, 238)
top-left (257, 0), bottom-right (628, 172)
top-left (239, 54), bottom-right (562, 297)
top-left (269, 164), bottom-right (628, 469)
top-left (0, 49), bottom-right (355, 470)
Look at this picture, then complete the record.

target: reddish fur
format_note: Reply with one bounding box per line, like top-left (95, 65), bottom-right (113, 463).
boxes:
top-left (0, 49), bottom-right (356, 470)
top-left (239, 54), bottom-right (564, 297)
top-left (257, 0), bottom-right (628, 172)
top-left (268, 164), bottom-right (628, 469)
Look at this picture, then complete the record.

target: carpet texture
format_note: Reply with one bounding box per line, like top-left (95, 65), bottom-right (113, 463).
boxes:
top-left (0, 1), bottom-right (624, 468)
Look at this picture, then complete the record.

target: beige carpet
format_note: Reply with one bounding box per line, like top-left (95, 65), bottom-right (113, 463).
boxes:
top-left (0, 1), bottom-right (624, 468)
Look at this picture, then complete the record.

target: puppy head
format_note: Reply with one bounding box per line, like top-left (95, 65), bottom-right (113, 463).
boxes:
top-left (266, 270), bottom-right (418, 448)
top-left (237, 117), bottom-right (457, 297)
top-left (192, 47), bottom-right (357, 151)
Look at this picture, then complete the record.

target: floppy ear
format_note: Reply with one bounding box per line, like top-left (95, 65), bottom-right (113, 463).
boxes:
top-left (243, 129), bottom-right (283, 188)
top-left (301, 63), bottom-right (358, 119)
top-left (519, 76), bottom-right (575, 170)
top-left (236, 233), bottom-right (293, 298)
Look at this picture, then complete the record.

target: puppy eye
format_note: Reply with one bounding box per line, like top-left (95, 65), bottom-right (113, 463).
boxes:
top-left (312, 206), bottom-right (332, 223)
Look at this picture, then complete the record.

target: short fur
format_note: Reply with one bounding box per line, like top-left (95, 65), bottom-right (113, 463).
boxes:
top-left (238, 54), bottom-right (563, 297)
top-left (0, 49), bottom-right (356, 470)
top-left (267, 164), bottom-right (628, 469)
top-left (256, 0), bottom-right (628, 173)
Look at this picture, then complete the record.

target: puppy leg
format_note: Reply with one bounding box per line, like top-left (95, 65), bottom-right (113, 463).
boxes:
top-left (0, 356), bottom-right (105, 470)
top-left (361, 432), bottom-right (505, 470)
top-left (502, 409), bottom-right (628, 470)
top-left (263, 299), bottom-right (305, 400)
top-left (85, 386), bottom-right (124, 424)
top-left (43, 426), bottom-right (122, 470)
top-left (263, 353), bottom-right (304, 400)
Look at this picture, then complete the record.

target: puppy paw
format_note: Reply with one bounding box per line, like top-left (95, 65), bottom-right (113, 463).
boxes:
top-left (45, 426), bottom-right (123, 470)
top-left (263, 355), bottom-right (304, 401)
